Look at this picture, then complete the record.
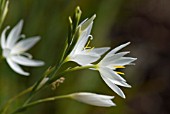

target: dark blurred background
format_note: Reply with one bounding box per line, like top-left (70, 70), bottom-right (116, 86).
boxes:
top-left (0, 0), bottom-right (170, 114)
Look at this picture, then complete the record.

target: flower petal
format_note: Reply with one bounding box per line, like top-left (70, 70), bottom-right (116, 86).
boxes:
top-left (78, 18), bottom-right (88, 27)
top-left (11, 55), bottom-right (44, 66)
top-left (104, 42), bottom-right (130, 59)
top-left (71, 92), bottom-right (115, 107)
top-left (111, 80), bottom-right (131, 88)
top-left (6, 58), bottom-right (29, 76)
top-left (80, 14), bottom-right (96, 31)
top-left (1, 26), bottom-right (10, 49)
top-left (11, 36), bottom-right (40, 54)
top-left (101, 76), bottom-right (126, 98)
top-left (110, 57), bottom-right (137, 66)
top-left (98, 67), bottom-right (126, 82)
top-left (76, 23), bottom-right (93, 53)
top-left (100, 51), bottom-right (130, 66)
top-left (84, 47), bottom-right (110, 56)
top-left (70, 53), bottom-right (100, 66)
top-left (6, 20), bottom-right (23, 49)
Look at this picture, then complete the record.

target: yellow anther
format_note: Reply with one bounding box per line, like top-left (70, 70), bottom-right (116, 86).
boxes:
top-left (114, 66), bottom-right (125, 69)
top-left (85, 40), bottom-right (91, 49)
top-left (86, 47), bottom-right (95, 52)
top-left (84, 35), bottom-right (93, 50)
top-left (116, 71), bottom-right (125, 75)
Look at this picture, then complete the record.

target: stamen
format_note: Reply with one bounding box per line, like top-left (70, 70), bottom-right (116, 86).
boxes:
top-left (87, 47), bottom-right (95, 52)
top-left (114, 66), bottom-right (125, 69)
top-left (84, 35), bottom-right (93, 49)
top-left (116, 71), bottom-right (125, 75)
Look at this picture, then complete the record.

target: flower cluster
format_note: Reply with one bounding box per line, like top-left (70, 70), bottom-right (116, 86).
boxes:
top-left (66, 14), bottom-right (137, 99)
top-left (0, 6), bottom-right (137, 113)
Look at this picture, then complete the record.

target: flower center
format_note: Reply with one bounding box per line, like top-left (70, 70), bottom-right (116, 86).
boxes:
top-left (2, 48), bottom-right (11, 58)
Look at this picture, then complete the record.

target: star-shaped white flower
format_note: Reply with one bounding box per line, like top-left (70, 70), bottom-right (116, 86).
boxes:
top-left (0, 20), bottom-right (44, 76)
top-left (71, 92), bottom-right (115, 107)
top-left (97, 42), bottom-right (137, 98)
top-left (67, 15), bottom-right (110, 66)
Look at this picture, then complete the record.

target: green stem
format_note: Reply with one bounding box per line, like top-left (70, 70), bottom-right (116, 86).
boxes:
top-left (50, 40), bottom-right (68, 79)
top-left (23, 42), bottom-right (68, 106)
top-left (0, 86), bottom-right (34, 114)
top-left (48, 65), bottom-right (96, 84)
top-left (2, 64), bottom-right (96, 114)
top-left (11, 94), bottom-right (71, 114)
top-left (0, 0), bottom-right (8, 29)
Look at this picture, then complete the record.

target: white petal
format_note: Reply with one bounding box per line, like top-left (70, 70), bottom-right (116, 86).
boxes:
top-left (70, 18), bottom-right (94, 56)
top-left (84, 47), bottom-right (110, 56)
top-left (6, 20), bottom-right (23, 49)
top-left (71, 92), bottom-right (115, 107)
top-left (101, 76), bottom-right (126, 98)
top-left (104, 42), bottom-right (130, 59)
top-left (98, 67), bottom-right (126, 82)
top-left (6, 58), bottom-right (29, 76)
top-left (81, 14), bottom-right (96, 31)
top-left (110, 57), bottom-right (137, 66)
top-left (11, 36), bottom-right (40, 54)
top-left (100, 51), bottom-right (130, 66)
top-left (11, 55), bottom-right (44, 66)
top-left (75, 23), bottom-right (93, 53)
top-left (78, 18), bottom-right (88, 27)
top-left (1, 26), bottom-right (10, 49)
top-left (70, 53), bottom-right (100, 66)
top-left (71, 29), bottom-right (89, 54)
top-left (111, 80), bottom-right (131, 88)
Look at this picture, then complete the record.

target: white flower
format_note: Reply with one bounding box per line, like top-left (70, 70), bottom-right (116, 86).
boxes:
top-left (67, 15), bottom-right (110, 66)
top-left (0, 20), bottom-right (44, 76)
top-left (71, 92), bottom-right (115, 107)
top-left (96, 42), bottom-right (137, 98)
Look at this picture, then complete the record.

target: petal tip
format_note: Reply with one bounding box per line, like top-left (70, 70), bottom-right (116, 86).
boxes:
top-left (22, 72), bottom-right (30, 76)
top-left (93, 14), bottom-right (96, 19)
top-left (39, 61), bottom-right (45, 66)
top-left (19, 19), bottom-right (24, 25)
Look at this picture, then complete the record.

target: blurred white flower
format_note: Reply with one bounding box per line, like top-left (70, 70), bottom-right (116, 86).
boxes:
top-left (71, 92), bottom-right (115, 107)
top-left (0, 20), bottom-right (44, 76)
top-left (67, 15), bottom-right (110, 65)
top-left (97, 42), bottom-right (137, 98)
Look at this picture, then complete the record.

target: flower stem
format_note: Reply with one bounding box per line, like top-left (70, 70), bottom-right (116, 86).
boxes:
top-left (0, 0), bottom-right (8, 29)
top-left (50, 40), bottom-right (68, 79)
top-left (0, 86), bottom-right (34, 114)
top-left (11, 94), bottom-right (71, 114)
top-left (48, 65), bottom-right (96, 84)
top-left (22, 43), bottom-right (68, 106)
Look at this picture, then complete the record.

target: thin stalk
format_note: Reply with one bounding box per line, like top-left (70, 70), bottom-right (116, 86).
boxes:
top-left (50, 40), bottom-right (68, 79)
top-left (0, 86), bottom-right (34, 114)
top-left (23, 65), bottom-right (95, 108)
top-left (11, 94), bottom-right (71, 114)
top-left (0, 0), bottom-right (8, 29)
top-left (23, 41), bottom-right (69, 106)
top-left (48, 65), bottom-right (96, 84)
